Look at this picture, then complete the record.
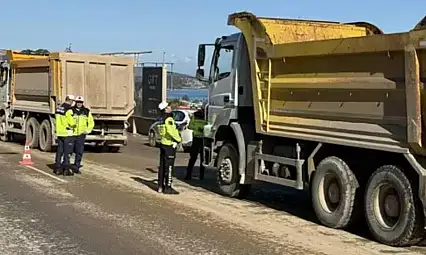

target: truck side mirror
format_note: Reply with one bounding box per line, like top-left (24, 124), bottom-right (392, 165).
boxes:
top-left (198, 44), bottom-right (206, 67)
top-left (196, 68), bottom-right (204, 80)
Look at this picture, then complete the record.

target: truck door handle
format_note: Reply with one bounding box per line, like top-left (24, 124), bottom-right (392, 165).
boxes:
top-left (224, 95), bottom-right (230, 103)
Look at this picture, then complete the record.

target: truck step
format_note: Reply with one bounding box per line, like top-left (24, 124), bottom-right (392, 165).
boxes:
top-left (254, 152), bottom-right (305, 190)
top-left (7, 127), bottom-right (25, 134)
top-left (7, 118), bottom-right (24, 124)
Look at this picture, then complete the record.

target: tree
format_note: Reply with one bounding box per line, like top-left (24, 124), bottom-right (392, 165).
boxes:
top-left (181, 94), bottom-right (190, 101)
top-left (20, 49), bottom-right (50, 56)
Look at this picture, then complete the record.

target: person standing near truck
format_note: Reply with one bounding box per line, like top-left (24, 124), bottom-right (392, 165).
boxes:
top-left (70, 96), bottom-right (94, 174)
top-left (157, 101), bottom-right (181, 194)
top-left (156, 102), bottom-right (168, 192)
top-left (185, 107), bottom-right (207, 180)
top-left (54, 95), bottom-right (76, 176)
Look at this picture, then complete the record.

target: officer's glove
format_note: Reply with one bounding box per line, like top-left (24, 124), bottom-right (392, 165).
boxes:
top-left (172, 142), bottom-right (177, 149)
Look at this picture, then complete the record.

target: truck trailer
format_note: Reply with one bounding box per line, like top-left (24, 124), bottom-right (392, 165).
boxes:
top-left (0, 50), bottom-right (134, 152)
top-left (196, 12), bottom-right (426, 246)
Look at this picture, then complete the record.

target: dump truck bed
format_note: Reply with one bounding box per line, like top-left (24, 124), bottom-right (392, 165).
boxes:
top-left (8, 51), bottom-right (134, 118)
top-left (229, 12), bottom-right (426, 154)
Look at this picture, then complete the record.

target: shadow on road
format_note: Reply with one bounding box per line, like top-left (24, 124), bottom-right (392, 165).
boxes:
top-left (131, 176), bottom-right (158, 192)
top-left (145, 168), bottom-right (158, 174)
top-left (173, 165), bottom-right (318, 222)
top-left (46, 163), bottom-right (56, 172)
top-left (0, 152), bottom-right (19, 155)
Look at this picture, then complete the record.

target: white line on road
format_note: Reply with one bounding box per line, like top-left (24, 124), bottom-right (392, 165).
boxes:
top-left (22, 165), bottom-right (68, 183)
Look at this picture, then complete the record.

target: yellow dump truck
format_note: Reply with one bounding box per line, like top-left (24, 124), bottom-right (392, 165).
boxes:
top-left (196, 12), bottom-right (426, 246)
top-left (0, 50), bottom-right (134, 152)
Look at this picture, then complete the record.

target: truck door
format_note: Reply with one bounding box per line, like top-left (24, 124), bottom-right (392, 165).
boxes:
top-left (206, 40), bottom-right (236, 138)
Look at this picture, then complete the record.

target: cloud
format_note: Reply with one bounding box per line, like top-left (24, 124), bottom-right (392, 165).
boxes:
top-left (183, 56), bottom-right (193, 63)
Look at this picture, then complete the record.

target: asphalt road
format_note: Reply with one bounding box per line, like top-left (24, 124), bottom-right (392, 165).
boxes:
top-left (0, 135), bottom-right (426, 255)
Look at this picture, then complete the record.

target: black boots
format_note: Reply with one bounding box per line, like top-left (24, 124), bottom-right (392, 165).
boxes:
top-left (70, 164), bottom-right (81, 174)
top-left (63, 168), bottom-right (74, 176)
top-left (163, 187), bottom-right (179, 195)
top-left (53, 167), bottom-right (63, 175)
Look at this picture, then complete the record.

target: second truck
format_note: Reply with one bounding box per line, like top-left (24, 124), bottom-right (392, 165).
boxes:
top-left (196, 12), bottom-right (426, 246)
top-left (0, 50), bottom-right (134, 152)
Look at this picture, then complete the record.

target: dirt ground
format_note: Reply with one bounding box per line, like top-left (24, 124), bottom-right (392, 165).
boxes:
top-left (0, 134), bottom-right (425, 255)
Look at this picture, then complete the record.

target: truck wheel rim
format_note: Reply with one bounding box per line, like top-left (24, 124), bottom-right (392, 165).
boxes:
top-left (373, 183), bottom-right (401, 229)
top-left (219, 158), bottom-right (233, 183)
top-left (319, 173), bottom-right (341, 213)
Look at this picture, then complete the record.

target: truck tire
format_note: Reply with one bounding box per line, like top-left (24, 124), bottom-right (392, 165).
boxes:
top-left (364, 165), bottom-right (424, 246)
top-left (39, 119), bottom-right (53, 152)
top-left (311, 156), bottom-right (358, 229)
top-left (108, 146), bottom-right (121, 153)
top-left (0, 115), bottom-right (8, 142)
top-left (26, 117), bottom-right (40, 148)
top-left (216, 143), bottom-right (251, 198)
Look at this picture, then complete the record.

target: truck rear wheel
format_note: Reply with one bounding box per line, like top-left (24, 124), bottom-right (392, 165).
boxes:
top-left (216, 143), bottom-right (250, 198)
top-left (365, 165), bottom-right (424, 246)
top-left (39, 119), bottom-right (53, 152)
top-left (26, 117), bottom-right (40, 148)
top-left (311, 156), bottom-right (358, 229)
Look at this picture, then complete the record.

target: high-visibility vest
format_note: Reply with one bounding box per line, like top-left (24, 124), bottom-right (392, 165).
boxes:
top-left (159, 117), bottom-right (182, 146)
top-left (71, 107), bottom-right (95, 136)
top-left (189, 116), bottom-right (206, 138)
top-left (55, 103), bottom-right (75, 137)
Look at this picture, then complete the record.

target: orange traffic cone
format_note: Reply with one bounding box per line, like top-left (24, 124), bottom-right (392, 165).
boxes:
top-left (19, 141), bottom-right (34, 166)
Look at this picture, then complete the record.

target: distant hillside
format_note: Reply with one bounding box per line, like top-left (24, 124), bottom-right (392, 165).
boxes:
top-left (166, 72), bottom-right (206, 89)
top-left (134, 67), bottom-right (206, 90)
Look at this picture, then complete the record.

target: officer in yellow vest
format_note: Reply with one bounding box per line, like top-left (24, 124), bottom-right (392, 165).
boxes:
top-left (54, 95), bottom-right (76, 176)
top-left (157, 101), bottom-right (181, 194)
top-left (185, 107), bottom-right (207, 180)
top-left (70, 96), bottom-right (94, 174)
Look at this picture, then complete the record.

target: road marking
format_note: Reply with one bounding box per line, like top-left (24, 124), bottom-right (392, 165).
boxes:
top-left (22, 165), bottom-right (68, 183)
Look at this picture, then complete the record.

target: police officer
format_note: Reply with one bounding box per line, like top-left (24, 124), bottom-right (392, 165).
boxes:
top-left (54, 95), bottom-right (76, 176)
top-left (70, 96), bottom-right (94, 174)
top-left (185, 107), bottom-right (207, 180)
top-left (157, 101), bottom-right (181, 194)
top-left (157, 102), bottom-right (168, 190)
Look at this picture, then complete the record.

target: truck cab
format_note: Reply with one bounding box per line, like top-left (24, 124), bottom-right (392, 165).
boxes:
top-left (196, 33), bottom-right (256, 197)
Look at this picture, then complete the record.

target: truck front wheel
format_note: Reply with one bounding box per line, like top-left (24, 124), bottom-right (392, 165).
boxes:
top-left (311, 156), bottom-right (358, 229)
top-left (216, 143), bottom-right (250, 198)
top-left (364, 165), bottom-right (424, 246)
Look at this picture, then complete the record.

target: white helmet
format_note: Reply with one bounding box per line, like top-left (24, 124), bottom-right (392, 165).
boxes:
top-left (75, 96), bottom-right (85, 102)
top-left (158, 101), bottom-right (169, 111)
top-left (66, 94), bottom-right (75, 101)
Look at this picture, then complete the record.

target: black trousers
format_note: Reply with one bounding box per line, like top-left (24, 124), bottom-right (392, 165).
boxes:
top-left (186, 137), bottom-right (204, 178)
top-left (158, 144), bottom-right (176, 190)
top-left (73, 134), bottom-right (86, 169)
top-left (55, 136), bottom-right (72, 169)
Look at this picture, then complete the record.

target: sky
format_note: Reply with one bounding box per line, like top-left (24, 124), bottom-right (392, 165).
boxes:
top-left (2, 0), bottom-right (425, 75)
